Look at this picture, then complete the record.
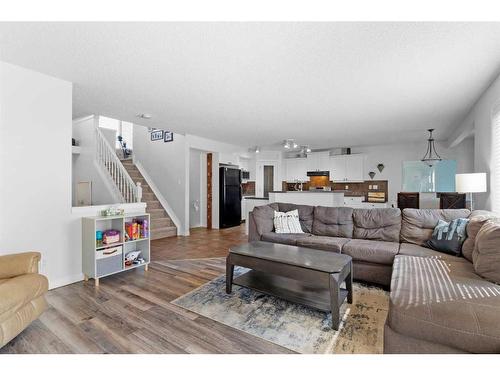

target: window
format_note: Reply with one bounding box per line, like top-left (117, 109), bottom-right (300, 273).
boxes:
top-left (493, 107), bottom-right (500, 213)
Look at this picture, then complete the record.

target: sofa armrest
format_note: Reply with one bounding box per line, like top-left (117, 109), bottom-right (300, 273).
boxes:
top-left (248, 212), bottom-right (261, 242)
top-left (0, 252), bottom-right (41, 279)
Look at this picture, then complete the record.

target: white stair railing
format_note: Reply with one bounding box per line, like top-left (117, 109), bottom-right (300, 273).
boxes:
top-left (95, 126), bottom-right (142, 203)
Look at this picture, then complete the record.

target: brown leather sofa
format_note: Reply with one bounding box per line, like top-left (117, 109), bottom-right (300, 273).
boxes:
top-left (0, 252), bottom-right (48, 348)
top-left (248, 203), bottom-right (500, 353)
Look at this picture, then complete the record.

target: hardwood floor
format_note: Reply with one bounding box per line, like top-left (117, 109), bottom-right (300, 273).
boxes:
top-left (2, 225), bottom-right (294, 354)
top-left (151, 225), bottom-right (247, 260)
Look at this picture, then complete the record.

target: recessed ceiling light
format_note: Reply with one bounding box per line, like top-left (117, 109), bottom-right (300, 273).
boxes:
top-left (137, 113), bottom-right (152, 119)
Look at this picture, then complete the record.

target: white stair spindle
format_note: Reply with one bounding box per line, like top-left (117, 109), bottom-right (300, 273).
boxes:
top-left (95, 125), bottom-right (139, 204)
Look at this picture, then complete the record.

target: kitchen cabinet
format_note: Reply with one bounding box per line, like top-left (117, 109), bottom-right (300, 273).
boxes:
top-left (329, 154), bottom-right (364, 182)
top-left (285, 157), bottom-right (308, 182)
top-left (306, 151), bottom-right (330, 172)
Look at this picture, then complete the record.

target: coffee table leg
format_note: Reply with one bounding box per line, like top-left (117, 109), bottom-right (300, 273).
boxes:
top-left (329, 274), bottom-right (340, 330)
top-left (226, 255), bottom-right (234, 294)
top-left (346, 263), bottom-right (353, 304)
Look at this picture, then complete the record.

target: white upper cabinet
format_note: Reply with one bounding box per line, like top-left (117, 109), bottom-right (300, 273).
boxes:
top-left (285, 158), bottom-right (308, 182)
top-left (286, 153), bottom-right (364, 182)
top-left (345, 154), bottom-right (364, 181)
top-left (329, 154), bottom-right (364, 182)
top-left (329, 156), bottom-right (347, 182)
top-left (306, 153), bottom-right (318, 172)
top-left (306, 151), bottom-right (330, 172)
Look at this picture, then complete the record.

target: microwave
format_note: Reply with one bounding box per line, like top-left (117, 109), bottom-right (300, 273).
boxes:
top-left (241, 170), bottom-right (250, 180)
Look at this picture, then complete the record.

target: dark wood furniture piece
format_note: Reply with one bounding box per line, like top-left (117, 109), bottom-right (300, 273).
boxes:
top-left (398, 192), bottom-right (420, 209)
top-left (226, 241), bottom-right (353, 330)
top-left (439, 193), bottom-right (466, 209)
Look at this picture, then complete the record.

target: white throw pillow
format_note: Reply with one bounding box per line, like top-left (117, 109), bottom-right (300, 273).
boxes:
top-left (273, 209), bottom-right (304, 234)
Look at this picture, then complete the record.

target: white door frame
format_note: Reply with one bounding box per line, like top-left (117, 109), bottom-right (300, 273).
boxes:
top-left (256, 160), bottom-right (279, 197)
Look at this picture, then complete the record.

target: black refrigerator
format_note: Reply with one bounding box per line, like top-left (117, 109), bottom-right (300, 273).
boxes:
top-left (219, 167), bottom-right (242, 228)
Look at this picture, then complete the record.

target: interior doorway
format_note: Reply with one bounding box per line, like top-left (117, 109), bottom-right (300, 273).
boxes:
top-left (189, 149), bottom-right (208, 229)
top-left (263, 165), bottom-right (274, 198)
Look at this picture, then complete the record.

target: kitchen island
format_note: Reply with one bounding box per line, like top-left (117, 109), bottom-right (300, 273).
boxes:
top-left (268, 191), bottom-right (344, 207)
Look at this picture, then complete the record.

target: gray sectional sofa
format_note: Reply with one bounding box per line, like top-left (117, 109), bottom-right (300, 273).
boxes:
top-left (248, 202), bottom-right (500, 353)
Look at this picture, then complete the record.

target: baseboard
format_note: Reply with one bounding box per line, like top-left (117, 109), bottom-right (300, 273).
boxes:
top-left (48, 273), bottom-right (84, 290)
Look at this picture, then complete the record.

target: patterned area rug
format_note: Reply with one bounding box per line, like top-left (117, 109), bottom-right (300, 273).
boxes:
top-left (172, 267), bottom-right (389, 354)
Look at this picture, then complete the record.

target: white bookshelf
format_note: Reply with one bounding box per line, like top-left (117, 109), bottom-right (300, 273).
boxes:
top-left (82, 213), bottom-right (150, 286)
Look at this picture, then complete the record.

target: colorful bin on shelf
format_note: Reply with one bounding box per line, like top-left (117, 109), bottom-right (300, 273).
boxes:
top-left (103, 229), bottom-right (120, 244)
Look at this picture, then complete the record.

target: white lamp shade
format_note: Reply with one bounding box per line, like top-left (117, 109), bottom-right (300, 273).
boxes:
top-left (455, 173), bottom-right (487, 193)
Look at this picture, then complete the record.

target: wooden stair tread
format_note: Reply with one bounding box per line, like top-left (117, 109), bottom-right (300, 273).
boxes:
top-left (119, 159), bottom-right (177, 238)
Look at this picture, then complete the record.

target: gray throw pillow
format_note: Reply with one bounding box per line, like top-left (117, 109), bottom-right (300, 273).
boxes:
top-left (426, 218), bottom-right (469, 256)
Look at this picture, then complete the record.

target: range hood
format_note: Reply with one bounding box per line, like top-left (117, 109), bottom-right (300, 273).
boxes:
top-left (306, 171), bottom-right (330, 177)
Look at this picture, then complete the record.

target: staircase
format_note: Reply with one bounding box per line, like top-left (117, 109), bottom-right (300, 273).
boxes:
top-left (120, 159), bottom-right (177, 240)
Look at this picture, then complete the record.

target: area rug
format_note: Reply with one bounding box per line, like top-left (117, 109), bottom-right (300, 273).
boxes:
top-left (172, 267), bottom-right (389, 354)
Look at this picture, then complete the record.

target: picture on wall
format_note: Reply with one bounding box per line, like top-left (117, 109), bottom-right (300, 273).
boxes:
top-left (151, 129), bottom-right (164, 141)
top-left (164, 131), bottom-right (174, 142)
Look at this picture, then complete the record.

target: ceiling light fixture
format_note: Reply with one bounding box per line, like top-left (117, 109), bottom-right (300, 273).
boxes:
top-left (300, 145), bottom-right (312, 154)
top-left (254, 146), bottom-right (260, 153)
top-left (137, 113), bottom-right (152, 120)
top-left (283, 139), bottom-right (298, 150)
top-left (421, 128), bottom-right (442, 167)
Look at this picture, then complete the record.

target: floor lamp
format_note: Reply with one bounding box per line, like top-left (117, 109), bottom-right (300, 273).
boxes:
top-left (455, 173), bottom-right (487, 210)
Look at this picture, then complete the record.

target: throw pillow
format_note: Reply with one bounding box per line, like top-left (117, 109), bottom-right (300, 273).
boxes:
top-left (473, 220), bottom-right (500, 284)
top-left (274, 210), bottom-right (304, 234)
top-left (425, 218), bottom-right (469, 256)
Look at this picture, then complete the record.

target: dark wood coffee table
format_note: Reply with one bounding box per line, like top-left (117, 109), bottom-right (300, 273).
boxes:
top-left (226, 241), bottom-right (353, 329)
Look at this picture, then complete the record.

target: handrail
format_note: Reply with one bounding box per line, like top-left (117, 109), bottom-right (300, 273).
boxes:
top-left (95, 125), bottom-right (142, 203)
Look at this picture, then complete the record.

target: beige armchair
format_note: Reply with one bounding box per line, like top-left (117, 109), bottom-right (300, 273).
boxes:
top-left (0, 252), bottom-right (48, 348)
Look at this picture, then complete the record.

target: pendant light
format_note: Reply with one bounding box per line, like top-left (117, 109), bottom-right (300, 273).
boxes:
top-left (421, 129), bottom-right (442, 167)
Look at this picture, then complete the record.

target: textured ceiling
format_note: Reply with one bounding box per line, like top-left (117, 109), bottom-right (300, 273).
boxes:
top-left (1, 22), bottom-right (500, 149)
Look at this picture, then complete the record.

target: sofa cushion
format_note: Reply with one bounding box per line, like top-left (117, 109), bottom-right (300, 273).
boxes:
top-left (426, 218), bottom-right (469, 257)
top-left (296, 236), bottom-right (349, 253)
top-left (388, 255), bottom-right (500, 353)
top-left (251, 203), bottom-right (280, 236)
top-left (260, 232), bottom-right (311, 246)
top-left (398, 243), bottom-right (461, 262)
top-left (473, 220), bottom-right (500, 284)
top-left (312, 206), bottom-right (354, 238)
top-left (342, 239), bottom-right (400, 265)
top-left (353, 208), bottom-right (401, 242)
top-left (400, 208), bottom-right (470, 246)
top-left (0, 273), bottom-right (48, 320)
top-left (462, 210), bottom-right (498, 262)
top-left (277, 203), bottom-right (314, 233)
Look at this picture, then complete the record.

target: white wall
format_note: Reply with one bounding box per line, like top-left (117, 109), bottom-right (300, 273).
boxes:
top-left (352, 138), bottom-right (474, 207)
top-left (133, 124), bottom-right (188, 233)
top-left (451, 71), bottom-right (500, 210)
top-left (72, 116), bottom-right (119, 205)
top-left (0, 61), bottom-right (77, 288)
top-left (185, 134), bottom-right (248, 229)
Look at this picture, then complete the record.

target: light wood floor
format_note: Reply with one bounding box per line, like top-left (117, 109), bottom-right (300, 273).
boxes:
top-left (151, 225), bottom-right (248, 260)
top-left (1, 225), bottom-right (294, 354)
